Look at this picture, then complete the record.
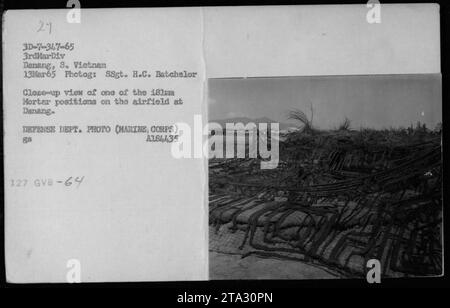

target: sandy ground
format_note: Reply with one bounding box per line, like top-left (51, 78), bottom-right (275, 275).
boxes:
top-left (210, 251), bottom-right (340, 280)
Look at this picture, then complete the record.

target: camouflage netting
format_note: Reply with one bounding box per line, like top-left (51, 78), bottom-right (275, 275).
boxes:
top-left (209, 128), bottom-right (442, 278)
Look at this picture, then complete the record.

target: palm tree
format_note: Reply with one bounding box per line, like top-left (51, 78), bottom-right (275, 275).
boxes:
top-left (287, 108), bottom-right (314, 134)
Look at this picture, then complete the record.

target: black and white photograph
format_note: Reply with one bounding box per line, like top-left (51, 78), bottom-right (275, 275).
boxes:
top-left (1, 0), bottom-right (448, 295)
top-left (208, 74), bottom-right (442, 279)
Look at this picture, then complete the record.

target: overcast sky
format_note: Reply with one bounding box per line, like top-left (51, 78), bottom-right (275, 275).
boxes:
top-left (208, 74), bottom-right (441, 130)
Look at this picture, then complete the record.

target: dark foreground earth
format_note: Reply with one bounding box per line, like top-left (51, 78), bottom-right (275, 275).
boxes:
top-left (209, 127), bottom-right (442, 279)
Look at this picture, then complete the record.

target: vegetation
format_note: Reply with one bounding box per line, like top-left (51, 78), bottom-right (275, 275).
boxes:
top-left (287, 108), bottom-right (315, 134)
top-left (338, 117), bottom-right (351, 131)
